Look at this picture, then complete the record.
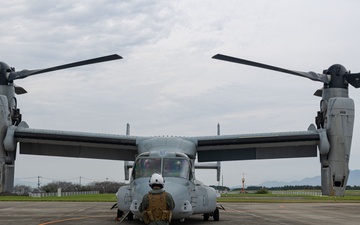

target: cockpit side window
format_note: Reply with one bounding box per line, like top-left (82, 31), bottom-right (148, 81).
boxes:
top-left (132, 158), bottom-right (161, 179)
top-left (163, 158), bottom-right (190, 179)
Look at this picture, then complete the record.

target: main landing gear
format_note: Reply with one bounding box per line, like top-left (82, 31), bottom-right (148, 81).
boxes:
top-left (203, 208), bottom-right (220, 221)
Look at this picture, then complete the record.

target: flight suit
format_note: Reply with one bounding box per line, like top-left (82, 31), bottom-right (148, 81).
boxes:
top-left (139, 189), bottom-right (175, 225)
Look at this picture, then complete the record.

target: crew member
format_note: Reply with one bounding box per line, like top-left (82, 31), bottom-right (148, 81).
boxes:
top-left (139, 173), bottom-right (175, 225)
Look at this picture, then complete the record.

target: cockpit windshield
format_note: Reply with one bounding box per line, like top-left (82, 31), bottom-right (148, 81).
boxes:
top-left (163, 158), bottom-right (190, 179)
top-left (132, 158), bottom-right (161, 179)
top-left (131, 157), bottom-right (190, 180)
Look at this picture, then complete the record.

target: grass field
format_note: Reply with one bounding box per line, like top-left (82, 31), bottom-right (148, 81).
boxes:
top-left (1, 191), bottom-right (360, 203)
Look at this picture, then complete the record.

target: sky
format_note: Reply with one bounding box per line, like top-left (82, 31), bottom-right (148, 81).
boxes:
top-left (1, 0), bottom-right (360, 188)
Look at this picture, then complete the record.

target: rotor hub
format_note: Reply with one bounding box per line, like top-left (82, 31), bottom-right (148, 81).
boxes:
top-left (0, 62), bottom-right (11, 85)
top-left (324, 64), bottom-right (349, 89)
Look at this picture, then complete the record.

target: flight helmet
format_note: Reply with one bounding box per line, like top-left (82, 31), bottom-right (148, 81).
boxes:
top-left (149, 173), bottom-right (165, 189)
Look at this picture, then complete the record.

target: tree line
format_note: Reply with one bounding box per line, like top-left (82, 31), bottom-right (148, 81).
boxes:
top-left (210, 185), bottom-right (360, 192)
top-left (13, 181), bottom-right (126, 195)
top-left (12, 183), bottom-right (360, 195)
top-left (246, 185), bottom-right (360, 191)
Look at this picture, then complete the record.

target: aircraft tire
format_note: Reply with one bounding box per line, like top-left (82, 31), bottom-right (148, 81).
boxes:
top-left (117, 209), bottom-right (123, 218)
top-left (213, 208), bottom-right (219, 221)
top-left (203, 213), bottom-right (210, 221)
top-left (127, 212), bottom-right (134, 220)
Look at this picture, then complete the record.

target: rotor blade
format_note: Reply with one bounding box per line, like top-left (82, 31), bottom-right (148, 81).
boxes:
top-left (344, 73), bottom-right (360, 88)
top-left (8, 54), bottom-right (122, 82)
top-left (212, 54), bottom-right (329, 84)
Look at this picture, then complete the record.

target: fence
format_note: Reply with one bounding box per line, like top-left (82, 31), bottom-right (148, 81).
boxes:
top-left (271, 191), bottom-right (323, 196)
top-left (29, 190), bottom-right (99, 198)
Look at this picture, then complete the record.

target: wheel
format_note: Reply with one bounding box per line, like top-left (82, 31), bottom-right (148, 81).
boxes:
top-left (127, 211), bottom-right (134, 220)
top-left (203, 213), bottom-right (210, 221)
top-left (117, 209), bottom-right (123, 218)
top-left (213, 208), bottom-right (219, 221)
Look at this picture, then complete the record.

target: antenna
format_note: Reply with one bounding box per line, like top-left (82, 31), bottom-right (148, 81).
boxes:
top-left (124, 123), bottom-right (131, 181)
top-left (126, 123), bottom-right (130, 135)
top-left (217, 123), bottom-right (221, 188)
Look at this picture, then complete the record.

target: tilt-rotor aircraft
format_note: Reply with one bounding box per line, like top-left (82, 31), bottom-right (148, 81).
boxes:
top-left (0, 53), bottom-right (357, 222)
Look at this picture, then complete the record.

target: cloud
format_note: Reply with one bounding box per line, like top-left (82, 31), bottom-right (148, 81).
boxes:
top-left (1, 0), bottom-right (360, 187)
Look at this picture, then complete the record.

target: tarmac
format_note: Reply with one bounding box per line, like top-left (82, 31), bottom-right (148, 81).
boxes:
top-left (0, 201), bottom-right (359, 225)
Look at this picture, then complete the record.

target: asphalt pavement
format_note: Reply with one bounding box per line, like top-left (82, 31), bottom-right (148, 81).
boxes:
top-left (0, 201), bottom-right (359, 225)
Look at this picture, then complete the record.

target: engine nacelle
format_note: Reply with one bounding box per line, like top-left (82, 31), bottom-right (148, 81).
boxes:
top-left (0, 94), bottom-right (14, 193)
top-left (321, 97), bottom-right (354, 196)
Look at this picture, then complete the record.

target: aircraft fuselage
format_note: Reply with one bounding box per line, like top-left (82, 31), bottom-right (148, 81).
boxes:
top-left (116, 137), bottom-right (218, 220)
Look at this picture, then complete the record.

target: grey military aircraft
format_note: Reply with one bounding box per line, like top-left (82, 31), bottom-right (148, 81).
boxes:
top-left (0, 53), bottom-right (357, 221)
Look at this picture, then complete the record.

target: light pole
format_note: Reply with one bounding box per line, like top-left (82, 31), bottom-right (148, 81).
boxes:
top-left (240, 173), bottom-right (247, 194)
top-left (37, 176), bottom-right (41, 190)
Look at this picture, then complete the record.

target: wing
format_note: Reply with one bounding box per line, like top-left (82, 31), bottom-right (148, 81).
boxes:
top-left (194, 130), bottom-right (319, 162)
top-left (13, 127), bottom-right (138, 161)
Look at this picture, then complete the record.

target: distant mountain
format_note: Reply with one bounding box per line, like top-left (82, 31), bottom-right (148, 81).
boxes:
top-left (259, 176), bottom-right (320, 187)
top-left (257, 169), bottom-right (360, 188)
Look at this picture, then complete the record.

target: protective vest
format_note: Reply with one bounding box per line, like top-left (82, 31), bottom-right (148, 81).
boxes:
top-left (143, 192), bottom-right (171, 223)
